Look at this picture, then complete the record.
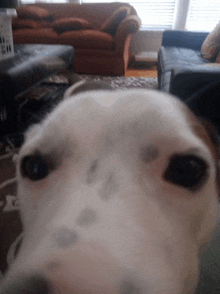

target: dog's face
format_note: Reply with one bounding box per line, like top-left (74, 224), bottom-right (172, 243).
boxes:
top-left (4, 89), bottom-right (219, 294)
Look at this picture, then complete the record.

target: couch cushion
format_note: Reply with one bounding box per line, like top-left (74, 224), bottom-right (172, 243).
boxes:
top-left (26, 2), bottom-right (137, 30)
top-left (51, 17), bottom-right (91, 34)
top-left (13, 28), bottom-right (58, 44)
top-left (101, 5), bottom-right (131, 36)
top-left (12, 19), bottom-right (49, 30)
top-left (59, 30), bottom-right (113, 50)
top-left (16, 6), bottom-right (51, 20)
top-left (201, 21), bottom-right (220, 60)
top-left (159, 46), bottom-right (210, 74)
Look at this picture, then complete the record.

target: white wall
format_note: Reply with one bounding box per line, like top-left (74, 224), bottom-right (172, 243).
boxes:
top-left (130, 30), bottom-right (163, 55)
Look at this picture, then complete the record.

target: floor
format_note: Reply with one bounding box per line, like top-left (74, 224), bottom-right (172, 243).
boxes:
top-left (125, 64), bottom-right (157, 78)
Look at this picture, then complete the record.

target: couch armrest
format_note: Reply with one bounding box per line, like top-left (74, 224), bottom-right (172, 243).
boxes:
top-left (162, 30), bottom-right (209, 51)
top-left (169, 66), bottom-right (220, 100)
top-left (114, 15), bottom-right (141, 53)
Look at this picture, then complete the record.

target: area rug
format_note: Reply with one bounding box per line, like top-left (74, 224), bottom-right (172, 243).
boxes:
top-left (45, 73), bottom-right (158, 90)
top-left (0, 73), bottom-right (158, 276)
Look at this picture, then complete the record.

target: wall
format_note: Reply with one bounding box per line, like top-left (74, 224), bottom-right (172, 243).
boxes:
top-left (130, 30), bottom-right (163, 56)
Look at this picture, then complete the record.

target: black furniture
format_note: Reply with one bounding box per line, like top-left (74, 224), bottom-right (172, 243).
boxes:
top-left (157, 30), bottom-right (220, 132)
top-left (0, 44), bottom-right (74, 136)
top-left (157, 30), bottom-right (220, 98)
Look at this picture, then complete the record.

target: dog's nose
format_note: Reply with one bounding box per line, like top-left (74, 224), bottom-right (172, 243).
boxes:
top-left (0, 274), bottom-right (52, 294)
top-left (39, 241), bottom-right (124, 294)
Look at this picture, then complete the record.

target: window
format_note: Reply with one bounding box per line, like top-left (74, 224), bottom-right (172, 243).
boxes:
top-left (185, 0), bottom-right (220, 32)
top-left (82, 0), bottom-right (178, 30)
top-left (19, 0), bottom-right (219, 31)
top-left (125, 0), bottom-right (178, 30)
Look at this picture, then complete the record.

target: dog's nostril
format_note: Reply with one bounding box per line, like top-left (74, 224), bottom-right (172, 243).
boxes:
top-left (0, 274), bottom-right (52, 294)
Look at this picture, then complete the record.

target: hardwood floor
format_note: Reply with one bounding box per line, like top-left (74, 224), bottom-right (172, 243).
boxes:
top-left (125, 65), bottom-right (157, 78)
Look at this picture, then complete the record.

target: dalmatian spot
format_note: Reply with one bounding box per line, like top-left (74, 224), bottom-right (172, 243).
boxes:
top-left (46, 261), bottom-right (61, 271)
top-left (86, 159), bottom-right (99, 184)
top-left (139, 144), bottom-right (159, 163)
top-left (100, 173), bottom-right (118, 201)
top-left (120, 280), bottom-right (142, 294)
top-left (53, 227), bottom-right (78, 248)
top-left (76, 208), bottom-right (97, 227)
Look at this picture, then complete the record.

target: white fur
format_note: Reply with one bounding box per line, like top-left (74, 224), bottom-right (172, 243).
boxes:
top-left (4, 89), bottom-right (219, 294)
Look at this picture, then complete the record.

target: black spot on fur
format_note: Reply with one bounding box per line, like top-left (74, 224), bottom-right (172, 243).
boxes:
top-left (100, 173), bottom-right (118, 201)
top-left (86, 159), bottom-right (99, 184)
top-left (120, 280), bottom-right (142, 294)
top-left (53, 227), bottom-right (78, 248)
top-left (139, 144), bottom-right (159, 163)
top-left (46, 261), bottom-right (61, 271)
top-left (76, 208), bottom-right (97, 227)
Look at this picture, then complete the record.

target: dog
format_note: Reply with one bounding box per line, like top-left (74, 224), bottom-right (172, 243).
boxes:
top-left (0, 84), bottom-right (219, 294)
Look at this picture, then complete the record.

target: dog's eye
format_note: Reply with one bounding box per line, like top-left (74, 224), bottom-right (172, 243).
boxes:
top-left (163, 154), bottom-right (209, 190)
top-left (21, 156), bottom-right (49, 181)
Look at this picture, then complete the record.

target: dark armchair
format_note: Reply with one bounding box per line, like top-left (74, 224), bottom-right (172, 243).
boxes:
top-left (157, 30), bottom-right (220, 99)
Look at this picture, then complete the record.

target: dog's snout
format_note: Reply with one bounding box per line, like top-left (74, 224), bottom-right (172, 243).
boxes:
top-left (38, 241), bottom-right (125, 294)
top-left (0, 274), bottom-right (52, 294)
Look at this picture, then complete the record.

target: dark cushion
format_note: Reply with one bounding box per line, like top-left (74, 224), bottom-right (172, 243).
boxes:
top-left (159, 46), bottom-right (209, 74)
top-left (51, 18), bottom-right (92, 34)
top-left (186, 81), bottom-right (220, 133)
top-left (169, 68), bottom-right (220, 100)
top-left (162, 30), bottom-right (209, 51)
top-left (101, 6), bottom-right (131, 36)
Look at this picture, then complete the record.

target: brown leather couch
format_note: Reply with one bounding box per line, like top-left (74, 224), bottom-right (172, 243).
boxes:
top-left (13, 3), bottom-right (141, 76)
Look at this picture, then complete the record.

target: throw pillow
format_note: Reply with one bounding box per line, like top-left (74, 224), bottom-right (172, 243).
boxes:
top-left (16, 6), bottom-right (51, 21)
top-left (201, 21), bottom-right (220, 60)
top-left (12, 19), bottom-right (49, 30)
top-left (51, 18), bottom-right (91, 34)
top-left (101, 6), bottom-right (132, 36)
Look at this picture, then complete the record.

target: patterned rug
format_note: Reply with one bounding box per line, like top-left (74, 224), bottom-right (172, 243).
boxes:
top-left (0, 73), bottom-right (158, 277)
top-left (45, 73), bottom-right (158, 90)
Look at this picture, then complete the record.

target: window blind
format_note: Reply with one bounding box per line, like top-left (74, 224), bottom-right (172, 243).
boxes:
top-left (81, 0), bottom-right (178, 30)
top-left (186, 0), bottom-right (220, 32)
top-left (128, 0), bottom-right (177, 30)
